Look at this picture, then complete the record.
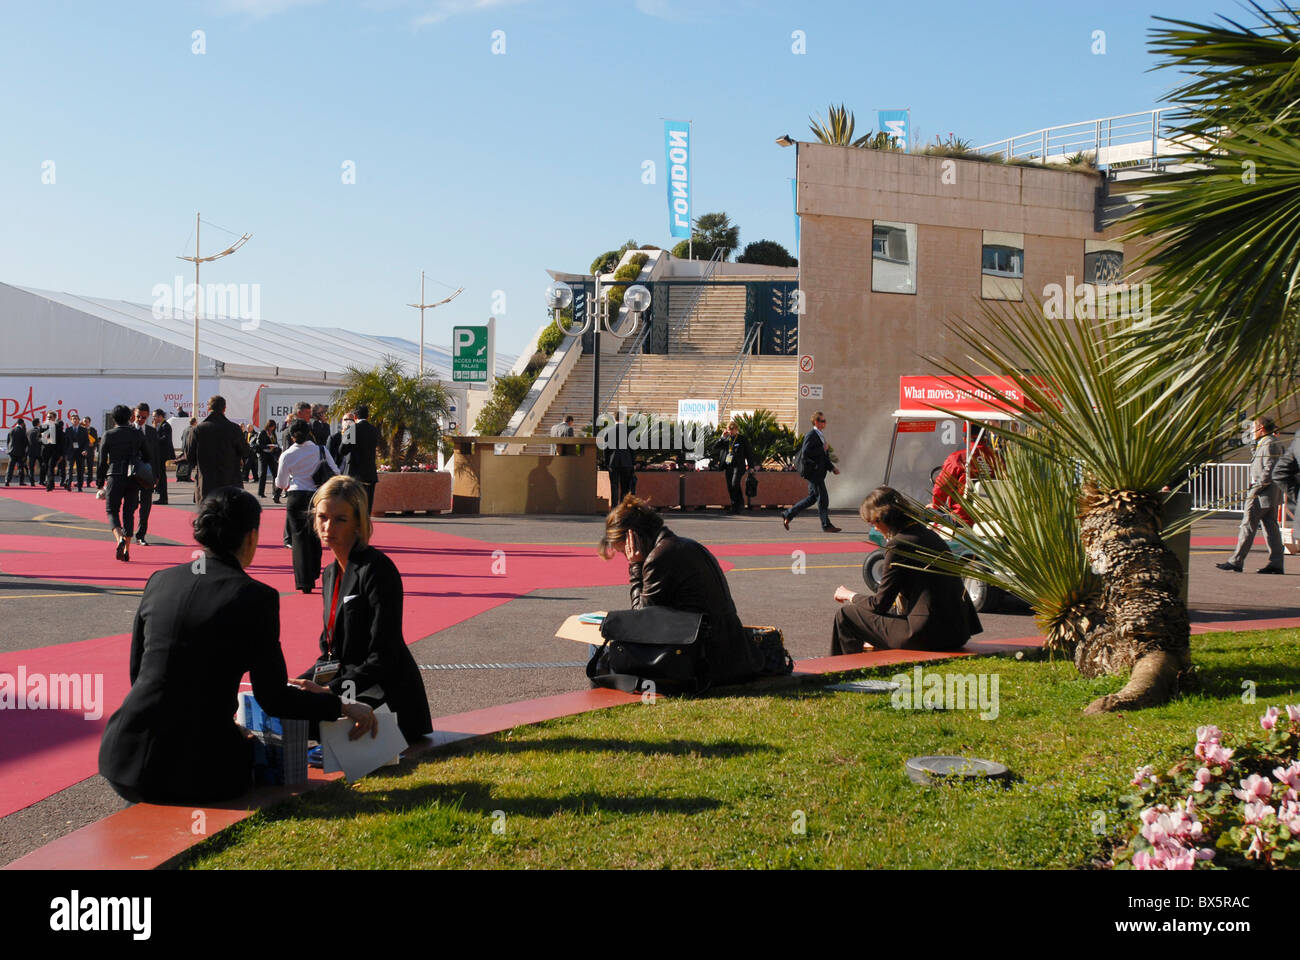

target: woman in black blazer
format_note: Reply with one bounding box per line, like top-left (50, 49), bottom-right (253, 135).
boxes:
top-left (98, 488), bottom-right (376, 804)
top-left (306, 474), bottom-right (433, 745)
top-left (94, 404), bottom-right (145, 562)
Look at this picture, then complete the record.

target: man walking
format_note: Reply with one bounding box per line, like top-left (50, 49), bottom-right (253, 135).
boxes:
top-left (40, 412), bottom-right (63, 492)
top-left (1218, 416), bottom-right (1285, 573)
top-left (152, 409), bottom-right (174, 504)
top-left (783, 411), bottom-right (841, 533)
top-left (26, 419), bottom-right (42, 486)
top-left (5, 418), bottom-right (29, 486)
top-left (605, 409), bottom-right (636, 506)
top-left (339, 404), bottom-right (379, 509)
top-left (184, 396), bottom-right (250, 502)
top-left (132, 403), bottom-right (161, 544)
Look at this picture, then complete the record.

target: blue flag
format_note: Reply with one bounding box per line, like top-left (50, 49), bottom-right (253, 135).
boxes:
top-left (877, 109), bottom-right (909, 152)
top-left (665, 120), bottom-right (691, 239)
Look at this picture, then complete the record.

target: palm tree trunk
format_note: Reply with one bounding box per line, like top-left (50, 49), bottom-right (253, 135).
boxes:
top-left (1075, 483), bottom-right (1191, 713)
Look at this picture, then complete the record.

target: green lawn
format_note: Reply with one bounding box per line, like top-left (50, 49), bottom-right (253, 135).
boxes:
top-left (182, 629), bottom-right (1300, 869)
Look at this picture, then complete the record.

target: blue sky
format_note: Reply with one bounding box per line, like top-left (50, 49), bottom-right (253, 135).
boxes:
top-left (0, 0), bottom-right (1238, 357)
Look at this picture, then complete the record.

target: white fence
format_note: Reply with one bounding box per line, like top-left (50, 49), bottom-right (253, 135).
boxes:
top-left (1186, 462), bottom-right (1253, 513)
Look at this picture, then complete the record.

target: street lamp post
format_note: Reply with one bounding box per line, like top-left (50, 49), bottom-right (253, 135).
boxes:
top-left (177, 212), bottom-right (251, 418)
top-left (407, 270), bottom-right (464, 378)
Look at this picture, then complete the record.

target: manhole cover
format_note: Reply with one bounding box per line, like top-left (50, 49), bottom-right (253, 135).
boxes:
top-left (905, 755), bottom-right (1009, 784)
top-left (824, 679), bottom-right (900, 694)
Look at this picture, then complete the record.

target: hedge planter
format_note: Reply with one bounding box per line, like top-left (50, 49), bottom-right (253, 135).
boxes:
top-left (596, 470), bottom-right (681, 509)
top-left (747, 470), bottom-right (810, 508)
top-left (371, 470), bottom-right (452, 516)
top-left (681, 471), bottom-right (731, 508)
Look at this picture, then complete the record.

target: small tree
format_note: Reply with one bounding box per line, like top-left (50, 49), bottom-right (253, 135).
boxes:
top-left (736, 240), bottom-right (798, 267)
top-left (331, 357), bottom-right (451, 469)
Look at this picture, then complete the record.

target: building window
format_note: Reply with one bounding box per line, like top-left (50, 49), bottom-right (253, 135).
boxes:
top-left (872, 221), bottom-right (917, 294)
top-left (982, 231), bottom-right (1024, 301)
top-left (1084, 248), bottom-right (1123, 284)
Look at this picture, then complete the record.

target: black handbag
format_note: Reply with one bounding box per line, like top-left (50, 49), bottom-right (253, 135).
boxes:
top-left (128, 435), bottom-right (155, 491)
top-left (744, 471), bottom-right (758, 498)
top-left (311, 444), bottom-right (337, 487)
top-left (175, 460), bottom-right (191, 482)
top-left (586, 606), bottom-right (707, 695)
top-left (745, 626), bottom-right (794, 677)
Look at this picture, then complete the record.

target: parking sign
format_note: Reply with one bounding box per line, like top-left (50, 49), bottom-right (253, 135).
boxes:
top-left (453, 326), bottom-right (489, 382)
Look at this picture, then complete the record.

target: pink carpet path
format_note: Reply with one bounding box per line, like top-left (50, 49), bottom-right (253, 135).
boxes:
top-left (0, 488), bottom-right (865, 818)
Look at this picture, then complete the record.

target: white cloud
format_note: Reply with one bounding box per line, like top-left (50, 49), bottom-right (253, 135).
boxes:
top-left (413, 0), bottom-right (527, 28)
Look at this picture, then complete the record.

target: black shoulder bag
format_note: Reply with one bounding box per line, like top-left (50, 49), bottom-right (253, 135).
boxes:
top-left (586, 606), bottom-right (708, 695)
top-left (311, 444), bottom-right (337, 487)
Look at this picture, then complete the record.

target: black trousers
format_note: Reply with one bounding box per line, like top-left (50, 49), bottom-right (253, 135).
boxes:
top-left (724, 466), bottom-right (746, 510)
top-left (285, 490), bottom-right (322, 590)
top-left (64, 453), bottom-right (84, 488)
top-left (27, 451), bottom-right (40, 482)
top-left (785, 476), bottom-right (831, 529)
top-left (154, 465), bottom-right (168, 504)
top-left (136, 484), bottom-right (152, 538)
top-left (41, 448), bottom-right (59, 490)
top-left (105, 475), bottom-right (140, 537)
top-left (257, 455), bottom-right (279, 499)
top-left (609, 467), bottom-right (636, 506)
top-left (5, 455), bottom-right (30, 484)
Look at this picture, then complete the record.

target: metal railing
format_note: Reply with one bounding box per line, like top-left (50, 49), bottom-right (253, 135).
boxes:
top-left (976, 108), bottom-right (1199, 169)
top-left (670, 247), bottom-right (726, 342)
top-left (1186, 462), bottom-right (1253, 513)
top-left (716, 321), bottom-right (762, 418)
top-left (599, 321), bottom-right (652, 414)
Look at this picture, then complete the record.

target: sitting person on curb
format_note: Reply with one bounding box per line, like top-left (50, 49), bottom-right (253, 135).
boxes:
top-left (831, 485), bottom-right (982, 655)
top-left (598, 494), bottom-right (759, 685)
top-left (98, 487), bottom-right (376, 805)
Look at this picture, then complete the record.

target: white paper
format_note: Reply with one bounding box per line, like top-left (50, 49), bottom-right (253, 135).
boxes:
top-left (318, 703), bottom-right (406, 781)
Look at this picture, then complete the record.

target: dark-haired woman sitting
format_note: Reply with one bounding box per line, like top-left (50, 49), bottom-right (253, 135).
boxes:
top-left (98, 487), bottom-right (377, 804)
top-left (831, 485), bottom-right (982, 655)
top-left (598, 495), bottom-right (757, 685)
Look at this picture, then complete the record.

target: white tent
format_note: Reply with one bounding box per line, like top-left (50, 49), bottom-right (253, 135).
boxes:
top-left (0, 282), bottom-right (513, 434)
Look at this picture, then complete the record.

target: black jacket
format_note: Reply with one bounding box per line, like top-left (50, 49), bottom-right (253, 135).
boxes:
top-left (310, 419), bottom-right (331, 446)
top-left (797, 429), bottom-right (831, 479)
top-left (40, 419), bottom-right (63, 455)
top-left (340, 419), bottom-right (379, 483)
top-left (313, 544), bottom-right (432, 743)
top-left (714, 433), bottom-right (755, 472)
top-left (97, 425), bottom-right (144, 485)
top-left (99, 555), bottom-right (342, 803)
top-left (155, 421), bottom-right (175, 462)
top-left (628, 527), bottom-right (758, 685)
top-left (26, 424), bottom-right (41, 455)
top-left (63, 424), bottom-right (88, 458)
top-left (7, 424), bottom-right (27, 457)
top-left (185, 411), bottom-right (251, 500)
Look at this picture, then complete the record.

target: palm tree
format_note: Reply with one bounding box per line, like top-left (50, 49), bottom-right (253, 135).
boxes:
top-left (808, 103), bottom-right (900, 149)
top-left (1124, 5), bottom-right (1300, 407)
top-left (331, 356), bottom-right (451, 469)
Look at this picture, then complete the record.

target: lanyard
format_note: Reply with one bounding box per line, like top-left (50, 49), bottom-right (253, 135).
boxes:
top-left (326, 574), bottom-right (342, 656)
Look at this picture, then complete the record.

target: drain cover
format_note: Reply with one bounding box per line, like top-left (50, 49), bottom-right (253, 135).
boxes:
top-left (825, 679), bottom-right (900, 694)
top-left (905, 755), bottom-right (1009, 784)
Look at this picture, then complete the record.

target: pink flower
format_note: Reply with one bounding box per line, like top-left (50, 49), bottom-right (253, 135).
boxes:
top-left (1287, 705), bottom-right (1300, 723)
top-left (1233, 774), bottom-right (1273, 803)
top-left (1204, 743), bottom-right (1235, 766)
top-left (1277, 799), bottom-right (1300, 833)
top-left (1132, 764), bottom-right (1157, 787)
top-left (1191, 767), bottom-right (1214, 792)
top-left (1194, 725), bottom-right (1225, 761)
top-left (1246, 828), bottom-right (1270, 860)
top-left (1260, 706), bottom-right (1280, 731)
top-left (1274, 761), bottom-right (1300, 794)
top-left (1241, 800), bottom-right (1275, 825)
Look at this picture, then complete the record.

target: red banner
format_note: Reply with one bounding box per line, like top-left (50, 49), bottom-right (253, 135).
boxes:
top-left (897, 376), bottom-right (1031, 417)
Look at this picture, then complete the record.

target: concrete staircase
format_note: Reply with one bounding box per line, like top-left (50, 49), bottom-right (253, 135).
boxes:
top-left (618, 284), bottom-right (749, 354)
top-left (535, 354), bottom-right (798, 436)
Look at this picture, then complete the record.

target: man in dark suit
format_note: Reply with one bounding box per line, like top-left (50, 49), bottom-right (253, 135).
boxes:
top-left (604, 409), bottom-right (637, 506)
top-left (61, 414), bottom-right (89, 491)
top-left (339, 404), bottom-right (380, 509)
top-left (714, 420), bottom-right (756, 514)
top-left (782, 410), bottom-right (841, 533)
top-left (40, 412), bottom-right (63, 491)
top-left (152, 408), bottom-right (174, 505)
top-left (26, 420), bottom-right (42, 486)
top-left (5, 418), bottom-right (29, 486)
top-left (184, 395), bottom-right (250, 503)
top-left (310, 404), bottom-right (332, 446)
top-left (132, 403), bottom-right (162, 544)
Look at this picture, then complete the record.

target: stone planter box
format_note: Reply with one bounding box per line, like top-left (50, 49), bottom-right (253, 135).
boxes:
top-left (747, 470), bottom-right (810, 508)
top-left (681, 471), bottom-right (731, 508)
top-left (371, 470), bottom-right (452, 516)
top-left (596, 470), bottom-right (681, 509)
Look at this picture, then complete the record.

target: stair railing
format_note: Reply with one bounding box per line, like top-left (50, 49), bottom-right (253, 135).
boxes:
top-left (670, 247), bottom-right (726, 345)
top-left (716, 321), bottom-right (762, 418)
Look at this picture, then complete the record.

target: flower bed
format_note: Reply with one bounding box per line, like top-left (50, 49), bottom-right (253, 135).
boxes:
top-left (1112, 704), bottom-right (1300, 869)
top-left (370, 470), bottom-right (452, 516)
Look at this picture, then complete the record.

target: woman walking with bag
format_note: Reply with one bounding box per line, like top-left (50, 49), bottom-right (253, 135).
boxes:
top-left (275, 419), bottom-right (340, 593)
top-left (95, 404), bottom-right (145, 562)
top-left (256, 419), bottom-right (282, 502)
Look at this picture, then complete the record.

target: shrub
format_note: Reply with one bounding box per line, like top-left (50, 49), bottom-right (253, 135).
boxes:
top-left (590, 250), bottom-right (620, 275)
top-left (1111, 705), bottom-right (1300, 869)
top-left (628, 252), bottom-right (649, 268)
top-left (613, 263), bottom-right (641, 282)
top-left (536, 320), bottom-right (564, 356)
top-left (736, 240), bottom-right (798, 268)
top-left (472, 373), bottom-right (533, 436)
